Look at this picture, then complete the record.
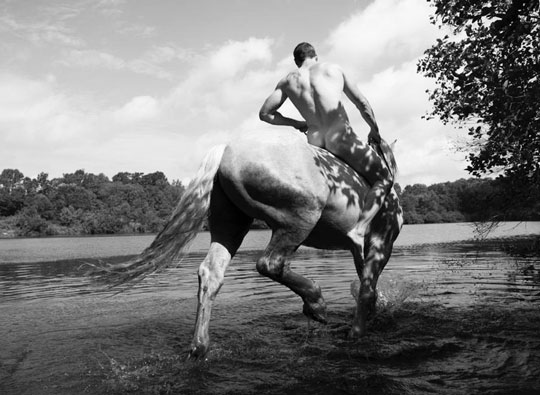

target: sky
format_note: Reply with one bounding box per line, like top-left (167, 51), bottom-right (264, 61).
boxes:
top-left (0, 0), bottom-right (472, 187)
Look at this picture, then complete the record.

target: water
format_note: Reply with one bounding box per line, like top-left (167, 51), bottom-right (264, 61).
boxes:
top-left (1, 222), bottom-right (539, 394)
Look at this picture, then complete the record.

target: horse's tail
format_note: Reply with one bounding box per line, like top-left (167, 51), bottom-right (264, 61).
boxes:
top-left (378, 138), bottom-right (398, 182)
top-left (93, 144), bottom-right (227, 286)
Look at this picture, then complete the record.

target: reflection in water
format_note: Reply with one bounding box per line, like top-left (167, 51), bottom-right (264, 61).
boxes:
top-left (428, 240), bottom-right (540, 304)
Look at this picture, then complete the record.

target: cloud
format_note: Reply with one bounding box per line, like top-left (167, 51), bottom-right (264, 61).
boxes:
top-left (115, 22), bottom-right (156, 37)
top-left (395, 117), bottom-right (469, 185)
top-left (320, 0), bottom-right (468, 185)
top-left (113, 95), bottom-right (160, 122)
top-left (128, 59), bottom-right (172, 79)
top-left (208, 38), bottom-right (274, 77)
top-left (61, 49), bottom-right (125, 69)
top-left (0, 73), bottom-right (97, 144)
top-left (144, 45), bottom-right (194, 64)
top-left (0, 36), bottom-right (279, 180)
top-left (95, 0), bottom-right (126, 17)
top-left (0, 34), bottom-right (279, 180)
top-left (0, 1), bottom-right (469, 186)
top-left (333, 59), bottom-right (470, 185)
top-left (325, 0), bottom-right (440, 81)
top-left (94, 0), bottom-right (156, 36)
top-left (121, 37), bottom-right (279, 177)
top-left (59, 44), bottom-right (194, 80)
top-left (166, 37), bottom-right (277, 127)
top-left (0, 72), bottom-right (168, 178)
top-left (97, 0), bottom-right (127, 6)
top-left (126, 45), bottom-right (195, 79)
top-left (0, 13), bottom-right (84, 47)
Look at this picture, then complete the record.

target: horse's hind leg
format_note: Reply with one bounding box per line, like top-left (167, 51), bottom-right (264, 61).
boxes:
top-left (256, 228), bottom-right (327, 324)
top-left (189, 242), bottom-right (233, 360)
top-left (189, 182), bottom-right (252, 360)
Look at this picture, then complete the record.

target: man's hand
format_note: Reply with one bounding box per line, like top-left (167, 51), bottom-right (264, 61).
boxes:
top-left (295, 121), bottom-right (308, 134)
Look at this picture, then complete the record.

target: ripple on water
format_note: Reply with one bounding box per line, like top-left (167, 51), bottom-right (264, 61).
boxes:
top-left (1, 237), bottom-right (539, 394)
top-left (1, 239), bottom-right (540, 308)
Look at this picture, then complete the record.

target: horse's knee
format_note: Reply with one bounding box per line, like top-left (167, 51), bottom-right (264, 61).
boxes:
top-left (256, 255), bottom-right (285, 279)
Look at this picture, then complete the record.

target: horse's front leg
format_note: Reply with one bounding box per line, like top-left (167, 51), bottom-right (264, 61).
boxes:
top-left (349, 233), bottom-right (393, 338)
top-left (188, 243), bottom-right (231, 361)
top-left (349, 240), bottom-right (371, 338)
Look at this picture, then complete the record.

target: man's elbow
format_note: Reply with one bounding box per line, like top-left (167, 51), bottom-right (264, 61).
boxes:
top-left (259, 110), bottom-right (271, 123)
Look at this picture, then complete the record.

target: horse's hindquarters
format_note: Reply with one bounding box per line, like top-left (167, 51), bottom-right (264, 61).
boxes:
top-left (218, 132), bottom-right (329, 232)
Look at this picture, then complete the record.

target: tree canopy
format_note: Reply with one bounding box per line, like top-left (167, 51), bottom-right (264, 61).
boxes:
top-left (0, 169), bottom-right (185, 237)
top-left (418, 0), bottom-right (539, 195)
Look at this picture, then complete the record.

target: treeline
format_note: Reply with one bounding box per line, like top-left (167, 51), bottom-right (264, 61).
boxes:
top-left (0, 169), bottom-right (184, 237)
top-left (399, 178), bottom-right (540, 224)
top-left (1, 168), bottom-right (539, 237)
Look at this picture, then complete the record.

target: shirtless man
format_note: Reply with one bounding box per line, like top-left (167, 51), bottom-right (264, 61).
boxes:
top-left (259, 42), bottom-right (395, 242)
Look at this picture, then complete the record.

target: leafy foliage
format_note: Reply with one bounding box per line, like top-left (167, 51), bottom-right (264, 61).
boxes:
top-left (1, 168), bottom-right (538, 237)
top-left (398, 177), bottom-right (540, 224)
top-left (418, 0), bottom-right (539, 192)
top-left (0, 169), bottom-right (184, 237)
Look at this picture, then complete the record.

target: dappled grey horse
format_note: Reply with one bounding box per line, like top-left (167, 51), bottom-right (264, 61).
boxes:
top-left (98, 129), bottom-right (402, 360)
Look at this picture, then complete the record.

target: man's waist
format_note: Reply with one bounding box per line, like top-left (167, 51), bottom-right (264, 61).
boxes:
top-left (308, 122), bottom-right (354, 135)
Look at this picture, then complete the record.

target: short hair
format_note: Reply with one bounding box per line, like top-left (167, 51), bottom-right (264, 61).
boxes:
top-left (293, 42), bottom-right (317, 66)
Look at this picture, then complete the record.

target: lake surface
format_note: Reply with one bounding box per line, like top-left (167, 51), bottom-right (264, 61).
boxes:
top-left (1, 221), bottom-right (539, 264)
top-left (1, 222), bottom-right (539, 394)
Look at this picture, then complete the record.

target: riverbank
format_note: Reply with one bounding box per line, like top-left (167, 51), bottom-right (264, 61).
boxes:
top-left (0, 216), bottom-right (17, 238)
top-left (0, 216), bottom-right (270, 239)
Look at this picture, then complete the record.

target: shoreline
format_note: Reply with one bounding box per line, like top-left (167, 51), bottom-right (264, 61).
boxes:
top-left (1, 233), bottom-right (538, 266)
top-left (2, 220), bottom-right (539, 240)
top-left (1, 222), bottom-right (539, 265)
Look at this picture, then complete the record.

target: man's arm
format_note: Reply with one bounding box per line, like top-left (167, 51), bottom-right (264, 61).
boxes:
top-left (259, 81), bottom-right (307, 132)
top-left (342, 71), bottom-right (381, 144)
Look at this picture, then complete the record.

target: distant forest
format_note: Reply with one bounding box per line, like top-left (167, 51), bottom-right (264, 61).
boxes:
top-left (0, 168), bottom-right (539, 237)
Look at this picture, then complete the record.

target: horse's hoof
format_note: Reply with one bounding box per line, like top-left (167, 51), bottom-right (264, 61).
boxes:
top-left (302, 299), bottom-right (328, 324)
top-left (187, 344), bottom-right (209, 362)
top-left (348, 325), bottom-right (366, 339)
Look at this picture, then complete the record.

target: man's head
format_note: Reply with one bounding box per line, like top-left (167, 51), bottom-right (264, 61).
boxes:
top-left (293, 42), bottom-right (317, 67)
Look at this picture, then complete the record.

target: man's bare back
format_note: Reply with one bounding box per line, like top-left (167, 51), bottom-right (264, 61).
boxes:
top-left (279, 62), bottom-right (350, 147)
top-left (259, 42), bottom-right (395, 242)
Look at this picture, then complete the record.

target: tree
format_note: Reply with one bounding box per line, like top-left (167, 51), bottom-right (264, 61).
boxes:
top-left (16, 206), bottom-right (49, 236)
top-left (112, 172), bottom-right (143, 184)
top-left (140, 171), bottom-right (168, 188)
top-left (0, 169), bottom-right (26, 216)
top-left (62, 169), bottom-right (87, 186)
top-left (53, 184), bottom-right (97, 211)
top-left (36, 172), bottom-right (51, 193)
top-left (0, 169), bottom-right (24, 193)
top-left (82, 173), bottom-right (110, 194)
top-left (418, 0), bottom-right (539, 193)
top-left (0, 188), bottom-right (25, 216)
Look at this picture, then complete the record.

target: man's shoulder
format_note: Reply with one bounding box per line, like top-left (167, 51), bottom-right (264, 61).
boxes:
top-left (318, 62), bottom-right (343, 75)
top-left (277, 70), bottom-right (300, 86)
top-left (286, 69), bottom-right (302, 79)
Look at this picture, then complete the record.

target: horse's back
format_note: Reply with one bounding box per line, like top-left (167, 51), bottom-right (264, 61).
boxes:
top-left (218, 131), bottom-right (327, 228)
top-left (218, 131), bottom-right (372, 241)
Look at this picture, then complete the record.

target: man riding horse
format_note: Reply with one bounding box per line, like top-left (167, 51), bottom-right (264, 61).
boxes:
top-left (94, 42), bottom-right (402, 361)
top-left (260, 42), bottom-right (395, 244)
